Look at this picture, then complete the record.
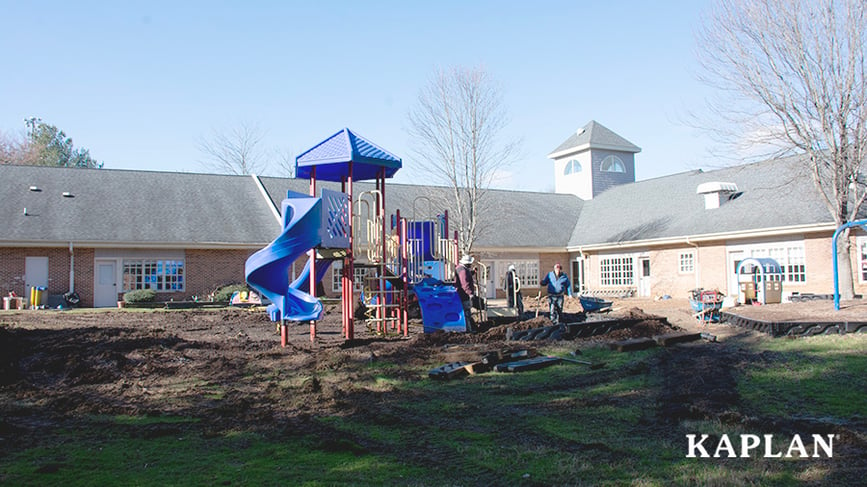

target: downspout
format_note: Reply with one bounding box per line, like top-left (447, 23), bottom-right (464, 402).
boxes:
top-left (69, 242), bottom-right (74, 293)
top-left (686, 237), bottom-right (700, 290)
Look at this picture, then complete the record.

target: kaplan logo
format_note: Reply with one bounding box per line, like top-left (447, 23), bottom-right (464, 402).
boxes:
top-left (686, 434), bottom-right (836, 458)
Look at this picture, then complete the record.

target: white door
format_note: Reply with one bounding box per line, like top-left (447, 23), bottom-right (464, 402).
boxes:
top-left (94, 260), bottom-right (118, 307)
top-left (25, 256), bottom-right (49, 305)
top-left (727, 251), bottom-right (746, 297)
top-left (638, 257), bottom-right (651, 297)
top-left (486, 263), bottom-right (497, 299)
top-left (571, 260), bottom-right (585, 294)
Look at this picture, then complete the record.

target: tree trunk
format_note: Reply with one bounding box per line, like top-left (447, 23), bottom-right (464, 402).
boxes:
top-left (836, 229), bottom-right (856, 300)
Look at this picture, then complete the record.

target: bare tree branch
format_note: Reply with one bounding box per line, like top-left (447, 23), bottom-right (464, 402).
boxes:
top-left (697, 0), bottom-right (867, 298)
top-left (197, 122), bottom-right (268, 175)
top-left (406, 66), bottom-right (520, 254)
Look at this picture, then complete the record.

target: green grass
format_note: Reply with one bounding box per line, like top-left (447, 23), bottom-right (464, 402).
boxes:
top-left (738, 334), bottom-right (867, 419)
top-left (3, 336), bottom-right (866, 485)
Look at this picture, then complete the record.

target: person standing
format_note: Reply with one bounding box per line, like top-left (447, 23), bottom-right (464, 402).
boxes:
top-left (504, 264), bottom-right (524, 316)
top-left (540, 263), bottom-right (572, 324)
top-left (455, 255), bottom-right (477, 332)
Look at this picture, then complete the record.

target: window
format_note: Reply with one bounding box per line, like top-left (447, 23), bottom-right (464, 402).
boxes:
top-left (600, 256), bottom-right (634, 286)
top-left (600, 155), bottom-right (626, 173)
top-left (330, 261), bottom-right (369, 293)
top-left (564, 159), bottom-right (582, 175)
top-left (496, 260), bottom-right (540, 289)
top-left (679, 252), bottom-right (695, 273)
top-left (859, 238), bottom-right (867, 283)
top-left (748, 244), bottom-right (806, 283)
top-left (122, 259), bottom-right (184, 292)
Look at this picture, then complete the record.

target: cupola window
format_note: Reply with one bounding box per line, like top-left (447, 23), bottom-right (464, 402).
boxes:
top-left (601, 155), bottom-right (626, 173)
top-left (564, 159), bottom-right (582, 175)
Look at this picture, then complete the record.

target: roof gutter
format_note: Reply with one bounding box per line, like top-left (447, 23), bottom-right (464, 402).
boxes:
top-left (0, 240), bottom-right (268, 250)
top-left (566, 222), bottom-right (838, 252)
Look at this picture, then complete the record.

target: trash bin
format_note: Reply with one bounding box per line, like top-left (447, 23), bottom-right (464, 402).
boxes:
top-left (31, 286), bottom-right (46, 309)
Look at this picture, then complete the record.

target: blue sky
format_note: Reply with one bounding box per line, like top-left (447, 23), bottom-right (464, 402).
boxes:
top-left (1, 1), bottom-right (716, 192)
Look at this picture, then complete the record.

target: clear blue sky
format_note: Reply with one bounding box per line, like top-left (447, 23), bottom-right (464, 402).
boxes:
top-left (1, 0), bottom-right (717, 192)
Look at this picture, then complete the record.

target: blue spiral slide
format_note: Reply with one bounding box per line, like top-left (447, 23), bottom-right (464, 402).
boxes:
top-left (245, 192), bottom-right (332, 322)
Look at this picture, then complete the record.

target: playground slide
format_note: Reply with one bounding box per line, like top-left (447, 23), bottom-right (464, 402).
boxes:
top-left (245, 192), bottom-right (332, 322)
top-left (413, 278), bottom-right (468, 333)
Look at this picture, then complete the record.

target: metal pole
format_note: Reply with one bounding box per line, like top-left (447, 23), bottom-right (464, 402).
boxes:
top-left (309, 167), bottom-right (317, 342)
top-left (346, 161), bottom-right (354, 339)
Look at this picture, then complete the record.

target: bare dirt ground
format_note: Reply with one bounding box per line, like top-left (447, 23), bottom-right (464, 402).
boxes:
top-left (1, 296), bottom-right (866, 481)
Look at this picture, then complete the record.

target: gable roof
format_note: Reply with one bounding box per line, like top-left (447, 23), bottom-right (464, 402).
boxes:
top-left (0, 165), bottom-right (278, 247)
top-left (548, 120), bottom-right (641, 158)
top-left (568, 155), bottom-right (835, 248)
top-left (0, 153), bottom-right (844, 253)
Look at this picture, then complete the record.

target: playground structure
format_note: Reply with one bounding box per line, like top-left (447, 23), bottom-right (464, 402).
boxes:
top-left (735, 257), bottom-right (783, 305)
top-left (244, 128), bottom-right (464, 345)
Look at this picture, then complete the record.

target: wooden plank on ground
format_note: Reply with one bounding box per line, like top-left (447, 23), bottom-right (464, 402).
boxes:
top-left (494, 356), bottom-right (561, 373)
top-left (428, 362), bottom-right (473, 380)
top-left (653, 332), bottom-right (702, 346)
top-left (609, 337), bottom-right (657, 352)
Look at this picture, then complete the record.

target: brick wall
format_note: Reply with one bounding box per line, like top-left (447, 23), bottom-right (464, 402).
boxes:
top-left (184, 249), bottom-right (257, 299)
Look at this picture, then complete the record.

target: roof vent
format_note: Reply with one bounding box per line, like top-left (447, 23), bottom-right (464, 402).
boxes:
top-left (696, 182), bottom-right (739, 209)
top-left (62, 192), bottom-right (74, 198)
top-left (29, 186), bottom-right (41, 192)
top-left (576, 128), bottom-right (585, 136)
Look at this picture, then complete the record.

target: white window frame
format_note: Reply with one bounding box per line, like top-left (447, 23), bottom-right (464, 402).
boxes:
top-left (493, 260), bottom-right (540, 289)
top-left (732, 241), bottom-right (806, 285)
top-left (122, 259), bottom-right (185, 293)
top-left (600, 155), bottom-right (626, 173)
top-left (858, 237), bottom-right (867, 283)
top-left (331, 262), bottom-right (375, 293)
top-left (600, 255), bottom-right (634, 287)
top-left (678, 252), bottom-right (695, 274)
top-left (564, 159), bottom-right (582, 175)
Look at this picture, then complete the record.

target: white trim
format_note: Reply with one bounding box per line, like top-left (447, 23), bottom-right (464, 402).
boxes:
top-left (567, 223), bottom-right (837, 252)
top-left (547, 143), bottom-right (641, 160)
top-left (858, 236), bottom-right (867, 284)
top-left (471, 246), bottom-right (567, 253)
top-left (0, 240), bottom-right (266, 249)
top-left (251, 174), bottom-right (282, 225)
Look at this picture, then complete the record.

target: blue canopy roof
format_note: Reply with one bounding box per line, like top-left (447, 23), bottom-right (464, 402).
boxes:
top-left (295, 128), bottom-right (402, 182)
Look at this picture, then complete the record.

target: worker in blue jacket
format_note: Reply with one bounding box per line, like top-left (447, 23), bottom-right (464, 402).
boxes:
top-left (540, 263), bottom-right (572, 324)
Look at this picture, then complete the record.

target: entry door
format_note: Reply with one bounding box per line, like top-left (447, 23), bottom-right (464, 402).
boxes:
top-left (638, 257), bottom-right (651, 297)
top-left (94, 260), bottom-right (118, 308)
top-left (25, 256), bottom-right (49, 305)
top-left (486, 263), bottom-right (497, 299)
top-left (727, 251), bottom-right (746, 297)
top-left (571, 260), bottom-right (584, 294)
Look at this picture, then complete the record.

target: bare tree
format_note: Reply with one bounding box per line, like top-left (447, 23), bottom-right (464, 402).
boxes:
top-left (197, 122), bottom-right (268, 175)
top-left (407, 66), bottom-right (519, 254)
top-left (272, 146), bottom-right (296, 178)
top-left (697, 0), bottom-right (867, 299)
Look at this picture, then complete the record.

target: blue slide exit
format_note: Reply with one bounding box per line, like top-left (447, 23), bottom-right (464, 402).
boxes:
top-left (245, 192), bottom-right (332, 322)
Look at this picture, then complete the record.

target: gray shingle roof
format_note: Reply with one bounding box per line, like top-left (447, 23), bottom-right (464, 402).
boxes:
top-left (0, 155), bottom-right (840, 252)
top-left (568, 155), bottom-right (834, 247)
top-left (549, 120), bottom-right (641, 156)
top-left (0, 165), bottom-right (279, 246)
top-left (258, 177), bottom-right (584, 249)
